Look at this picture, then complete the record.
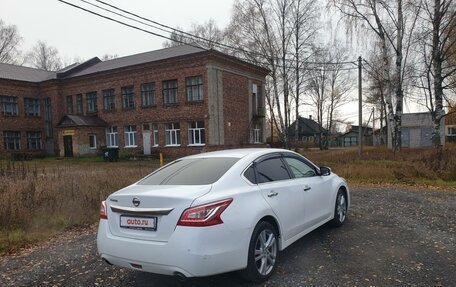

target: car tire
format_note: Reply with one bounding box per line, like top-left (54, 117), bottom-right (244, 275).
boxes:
top-left (240, 221), bottom-right (278, 283)
top-left (332, 189), bottom-right (347, 227)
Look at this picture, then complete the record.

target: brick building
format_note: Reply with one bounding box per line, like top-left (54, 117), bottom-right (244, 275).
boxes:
top-left (0, 45), bottom-right (268, 158)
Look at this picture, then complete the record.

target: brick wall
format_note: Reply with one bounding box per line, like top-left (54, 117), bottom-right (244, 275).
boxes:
top-left (0, 50), bottom-right (268, 158)
top-left (0, 79), bottom-right (45, 156)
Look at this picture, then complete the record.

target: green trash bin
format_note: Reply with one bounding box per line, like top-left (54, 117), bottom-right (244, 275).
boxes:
top-left (103, 147), bottom-right (119, 162)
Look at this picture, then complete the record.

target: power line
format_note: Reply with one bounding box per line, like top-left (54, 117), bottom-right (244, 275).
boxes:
top-left (57, 0), bottom-right (360, 72)
top-left (56, 0), bottom-right (209, 51)
top-left (86, 0), bottom-right (358, 66)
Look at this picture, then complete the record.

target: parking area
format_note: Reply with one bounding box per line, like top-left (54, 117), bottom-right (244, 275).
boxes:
top-left (0, 187), bottom-right (455, 287)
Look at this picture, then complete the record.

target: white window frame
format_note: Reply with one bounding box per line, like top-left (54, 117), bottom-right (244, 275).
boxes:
top-left (165, 123), bottom-right (180, 146)
top-left (89, 134), bottom-right (97, 149)
top-left (106, 126), bottom-right (118, 147)
top-left (124, 125), bottom-right (137, 147)
top-left (253, 124), bottom-right (262, 143)
top-left (188, 121), bottom-right (205, 146)
top-left (152, 124), bottom-right (159, 147)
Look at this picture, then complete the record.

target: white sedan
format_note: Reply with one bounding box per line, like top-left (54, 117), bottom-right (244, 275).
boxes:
top-left (97, 148), bottom-right (349, 282)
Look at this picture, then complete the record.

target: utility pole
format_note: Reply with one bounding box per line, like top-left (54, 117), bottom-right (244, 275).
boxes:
top-left (373, 107), bottom-right (375, 145)
top-left (358, 56), bottom-right (363, 156)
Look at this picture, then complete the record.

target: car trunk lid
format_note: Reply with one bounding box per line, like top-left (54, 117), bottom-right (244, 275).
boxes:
top-left (106, 184), bottom-right (211, 242)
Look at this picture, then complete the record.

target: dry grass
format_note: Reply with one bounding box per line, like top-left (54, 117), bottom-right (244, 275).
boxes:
top-left (0, 159), bottom-right (155, 254)
top-left (303, 145), bottom-right (456, 186)
top-left (1, 146), bottom-right (455, 254)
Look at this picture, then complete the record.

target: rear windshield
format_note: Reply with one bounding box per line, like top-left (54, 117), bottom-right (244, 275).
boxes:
top-left (138, 157), bottom-right (240, 185)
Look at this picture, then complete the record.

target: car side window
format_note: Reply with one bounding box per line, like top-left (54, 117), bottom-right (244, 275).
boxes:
top-left (256, 157), bottom-right (291, 183)
top-left (243, 165), bottom-right (257, 184)
top-left (283, 157), bottom-right (317, 178)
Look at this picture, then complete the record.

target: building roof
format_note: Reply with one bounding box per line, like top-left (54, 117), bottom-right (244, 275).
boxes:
top-left (57, 115), bottom-right (108, 128)
top-left (0, 62), bottom-right (56, 82)
top-left (63, 45), bottom-right (208, 78)
top-left (289, 116), bottom-right (327, 136)
top-left (1, 44), bottom-right (268, 83)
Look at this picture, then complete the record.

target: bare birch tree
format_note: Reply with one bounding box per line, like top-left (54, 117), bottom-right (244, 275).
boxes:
top-left (331, 0), bottom-right (420, 151)
top-left (306, 45), bottom-right (352, 149)
top-left (414, 0), bottom-right (456, 146)
top-left (27, 41), bottom-right (62, 71)
top-left (364, 47), bottom-right (391, 141)
top-left (0, 19), bottom-right (22, 64)
top-left (162, 20), bottom-right (224, 49)
top-left (289, 0), bottom-right (319, 144)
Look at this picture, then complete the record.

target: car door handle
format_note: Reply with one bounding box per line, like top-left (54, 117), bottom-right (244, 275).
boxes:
top-left (267, 191), bottom-right (278, 197)
top-left (303, 186), bottom-right (311, 191)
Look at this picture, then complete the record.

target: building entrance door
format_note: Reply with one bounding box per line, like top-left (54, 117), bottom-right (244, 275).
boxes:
top-left (63, 135), bottom-right (73, 157)
top-left (143, 131), bottom-right (151, 155)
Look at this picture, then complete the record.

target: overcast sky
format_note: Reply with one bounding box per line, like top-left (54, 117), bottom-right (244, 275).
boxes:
top-left (1, 0), bottom-right (234, 61)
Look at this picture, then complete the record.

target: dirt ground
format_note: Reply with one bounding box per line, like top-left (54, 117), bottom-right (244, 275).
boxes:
top-left (0, 186), bottom-right (455, 287)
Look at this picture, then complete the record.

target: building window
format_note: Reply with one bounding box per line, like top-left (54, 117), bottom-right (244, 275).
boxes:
top-left (188, 121), bottom-right (205, 145)
top-left (44, 98), bottom-right (52, 138)
top-left (344, 137), bottom-right (357, 147)
top-left (186, 76), bottom-right (203, 102)
top-left (103, 89), bottom-right (115, 111)
top-left (3, 131), bottom-right (20, 150)
top-left (448, 127), bottom-right (456, 136)
top-left (253, 124), bottom-right (262, 143)
top-left (165, 123), bottom-right (180, 146)
top-left (76, 94), bottom-right (83, 114)
top-left (163, 80), bottom-right (178, 104)
top-left (89, 134), bottom-right (97, 149)
top-left (106, 126), bottom-right (118, 147)
top-left (24, 98), bottom-right (40, 117)
top-left (66, 95), bottom-right (73, 114)
top-left (141, 83), bottom-right (156, 107)
top-left (152, 124), bottom-right (159, 147)
top-left (0, 96), bottom-right (18, 116)
top-left (86, 92), bottom-right (97, 113)
top-left (27, 131), bottom-right (42, 150)
top-left (121, 86), bottom-right (135, 109)
top-left (124, 125), bottom-right (137, 147)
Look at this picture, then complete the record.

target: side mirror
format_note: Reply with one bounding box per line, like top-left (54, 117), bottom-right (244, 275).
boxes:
top-left (319, 166), bottom-right (331, 176)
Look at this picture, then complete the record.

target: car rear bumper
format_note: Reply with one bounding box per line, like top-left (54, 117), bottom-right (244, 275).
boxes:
top-left (97, 220), bottom-right (250, 277)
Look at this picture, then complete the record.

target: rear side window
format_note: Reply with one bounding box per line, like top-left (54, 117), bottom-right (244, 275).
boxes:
top-left (243, 165), bottom-right (257, 184)
top-left (138, 157), bottom-right (239, 185)
top-left (256, 157), bottom-right (291, 183)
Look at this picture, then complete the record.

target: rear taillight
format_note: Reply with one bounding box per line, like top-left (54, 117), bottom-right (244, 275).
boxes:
top-left (177, 199), bottom-right (233, 227)
top-left (100, 201), bottom-right (108, 219)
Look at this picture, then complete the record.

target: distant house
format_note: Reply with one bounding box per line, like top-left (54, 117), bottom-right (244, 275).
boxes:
top-left (445, 108), bottom-right (456, 143)
top-left (339, 125), bottom-right (373, 147)
top-left (387, 112), bottom-right (445, 148)
top-left (288, 116), bottom-right (327, 147)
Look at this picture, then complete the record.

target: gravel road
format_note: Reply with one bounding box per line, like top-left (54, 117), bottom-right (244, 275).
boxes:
top-left (1, 187), bottom-right (455, 287)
